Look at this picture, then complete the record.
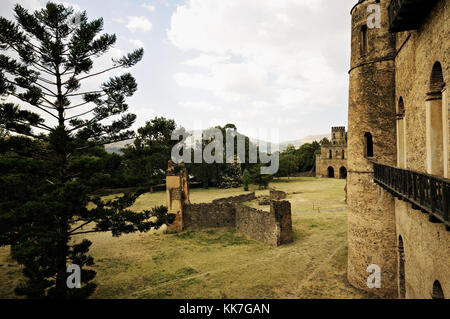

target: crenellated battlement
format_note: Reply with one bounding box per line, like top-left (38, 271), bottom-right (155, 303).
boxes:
top-left (332, 126), bottom-right (346, 132)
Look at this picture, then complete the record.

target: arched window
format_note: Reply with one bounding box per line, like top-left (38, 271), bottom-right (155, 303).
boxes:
top-left (327, 166), bottom-right (334, 178)
top-left (329, 150), bottom-right (332, 159)
top-left (426, 62), bottom-right (445, 176)
top-left (397, 97), bottom-right (406, 168)
top-left (432, 281), bottom-right (444, 299)
top-left (364, 132), bottom-right (373, 157)
top-left (360, 25), bottom-right (368, 56)
top-left (342, 150), bottom-right (345, 159)
top-left (336, 150), bottom-right (339, 158)
top-left (398, 236), bottom-right (406, 298)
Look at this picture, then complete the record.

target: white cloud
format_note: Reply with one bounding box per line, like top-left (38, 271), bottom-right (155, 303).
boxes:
top-left (168, 0), bottom-right (351, 126)
top-left (183, 54), bottom-right (230, 69)
top-left (180, 101), bottom-right (222, 112)
top-left (129, 39), bottom-right (145, 48)
top-left (126, 16), bottom-right (153, 32)
top-left (141, 3), bottom-right (156, 12)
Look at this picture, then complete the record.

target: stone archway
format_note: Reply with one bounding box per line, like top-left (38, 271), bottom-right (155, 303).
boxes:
top-left (432, 280), bottom-right (444, 299)
top-left (426, 61), bottom-right (445, 176)
top-left (339, 166), bottom-right (347, 179)
top-left (327, 166), bottom-right (335, 178)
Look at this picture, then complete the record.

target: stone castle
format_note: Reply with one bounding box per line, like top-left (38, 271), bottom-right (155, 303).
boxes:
top-left (315, 126), bottom-right (348, 179)
top-left (347, 0), bottom-right (449, 298)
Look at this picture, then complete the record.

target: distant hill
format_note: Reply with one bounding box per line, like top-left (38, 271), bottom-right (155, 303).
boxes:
top-left (278, 133), bottom-right (330, 151)
top-left (104, 139), bottom-right (134, 154)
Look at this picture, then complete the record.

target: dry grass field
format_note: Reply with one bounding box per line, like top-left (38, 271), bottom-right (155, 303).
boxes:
top-left (0, 177), bottom-right (376, 299)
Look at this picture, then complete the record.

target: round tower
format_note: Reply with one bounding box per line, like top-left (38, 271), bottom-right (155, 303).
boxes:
top-left (347, 0), bottom-right (398, 297)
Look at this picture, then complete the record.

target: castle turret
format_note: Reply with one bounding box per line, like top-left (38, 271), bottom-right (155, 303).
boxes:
top-left (347, 0), bottom-right (398, 297)
top-left (331, 126), bottom-right (346, 145)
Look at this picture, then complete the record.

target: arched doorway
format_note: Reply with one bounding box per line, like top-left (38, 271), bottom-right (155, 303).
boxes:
top-left (426, 62), bottom-right (444, 175)
top-left (339, 166), bottom-right (347, 179)
top-left (327, 166), bottom-right (334, 178)
top-left (432, 280), bottom-right (444, 299)
top-left (398, 236), bottom-right (406, 298)
top-left (364, 132), bottom-right (373, 157)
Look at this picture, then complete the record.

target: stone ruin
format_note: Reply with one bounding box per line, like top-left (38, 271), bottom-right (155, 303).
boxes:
top-left (270, 189), bottom-right (287, 201)
top-left (165, 161), bottom-right (293, 246)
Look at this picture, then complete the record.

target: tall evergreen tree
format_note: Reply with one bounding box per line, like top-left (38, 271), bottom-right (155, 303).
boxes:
top-left (0, 3), bottom-right (173, 298)
top-left (121, 117), bottom-right (182, 188)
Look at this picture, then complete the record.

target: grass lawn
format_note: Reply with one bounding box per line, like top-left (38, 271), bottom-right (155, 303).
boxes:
top-left (0, 177), bottom-right (376, 299)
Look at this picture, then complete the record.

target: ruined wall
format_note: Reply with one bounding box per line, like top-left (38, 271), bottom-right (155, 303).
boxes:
top-left (393, 0), bottom-right (449, 298)
top-left (165, 161), bottom-right (190, 233)
top-left (235, 201), bottom-right (293, 247)
top-left (184, 202), bottom-right (235, 229)
top-left (270, 189), bottom-right (287, 201)
top-left (347, 0), bottom-right (398, 298)
top-left (170, 188), bottom-right (293, 246)
top-left (211, 192), bottom-right (256, 205)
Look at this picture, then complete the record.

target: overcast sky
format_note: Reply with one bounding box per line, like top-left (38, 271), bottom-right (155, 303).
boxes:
top-left (1, 0), bottom-right (356, 142)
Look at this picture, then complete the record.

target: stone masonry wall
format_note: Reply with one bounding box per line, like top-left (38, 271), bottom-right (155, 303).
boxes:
top-left (270, 189), bottom-right (287, 201)
top-left (184, 202), bottom-right (236, 229)
top-left (235, 200), bottom-right (293, 247)
top-left (211, 192), bottom-right (256, 205)
top-left (182, 194), bottom-right (292, 247)
top-left (393, 0), bottom-right (449, 298)
top-left (347, 0), bottom-right (398, 298)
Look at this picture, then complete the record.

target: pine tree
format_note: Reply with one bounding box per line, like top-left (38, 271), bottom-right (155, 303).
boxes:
top-left (0, 3), bottom-right (173, 298)
top-left (242, 169), bottom-right (250, 191)
top-left (249, 164), bottom-right (273, 190)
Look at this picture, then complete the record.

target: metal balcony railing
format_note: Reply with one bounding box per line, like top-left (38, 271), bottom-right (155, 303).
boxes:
top-left (373, 163), bottom-right (450, 229)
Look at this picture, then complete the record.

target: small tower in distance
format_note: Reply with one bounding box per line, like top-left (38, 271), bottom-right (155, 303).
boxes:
top-left (347, 0), bottom-right (398, 298)
top-left (331, 126), bottom-right (346, 145)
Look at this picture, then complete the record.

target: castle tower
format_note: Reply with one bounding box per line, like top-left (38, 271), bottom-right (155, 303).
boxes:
top-left (347, 0), bottom-right (398, 297)
top-left (331, 126), bottom-right (346, 145)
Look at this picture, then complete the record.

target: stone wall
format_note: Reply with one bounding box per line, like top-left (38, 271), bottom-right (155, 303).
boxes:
top-left (392, 0), bottom-right (449, 298)
top-left (184, 202), bottom-right (236, 229)
top-left (181, 193), bottom-right (293, 247)
top-left (235, 201), bottom-right (293, 247)
top-left (212, 192), bottom-right (256, 205)
top-left (316, 157), bottom-right (347, 178)
top-left (347, 0), bottom-right (398, 298)
top-left (316, 127), bottom-right (348, 178)
top-left (270, 189), bottom-right (287, 200)
top-left (165, 162), bottom-right (190, 234)
top-left (395, 199), bottom-right (449, 299)
top-left (347, 0), bottom-right (449, 299)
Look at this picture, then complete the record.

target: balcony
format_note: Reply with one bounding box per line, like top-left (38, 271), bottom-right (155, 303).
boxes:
top-left (388, 0), bottom-right (439, 33)
top-left (373, 163), bottom-right (450, 230)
